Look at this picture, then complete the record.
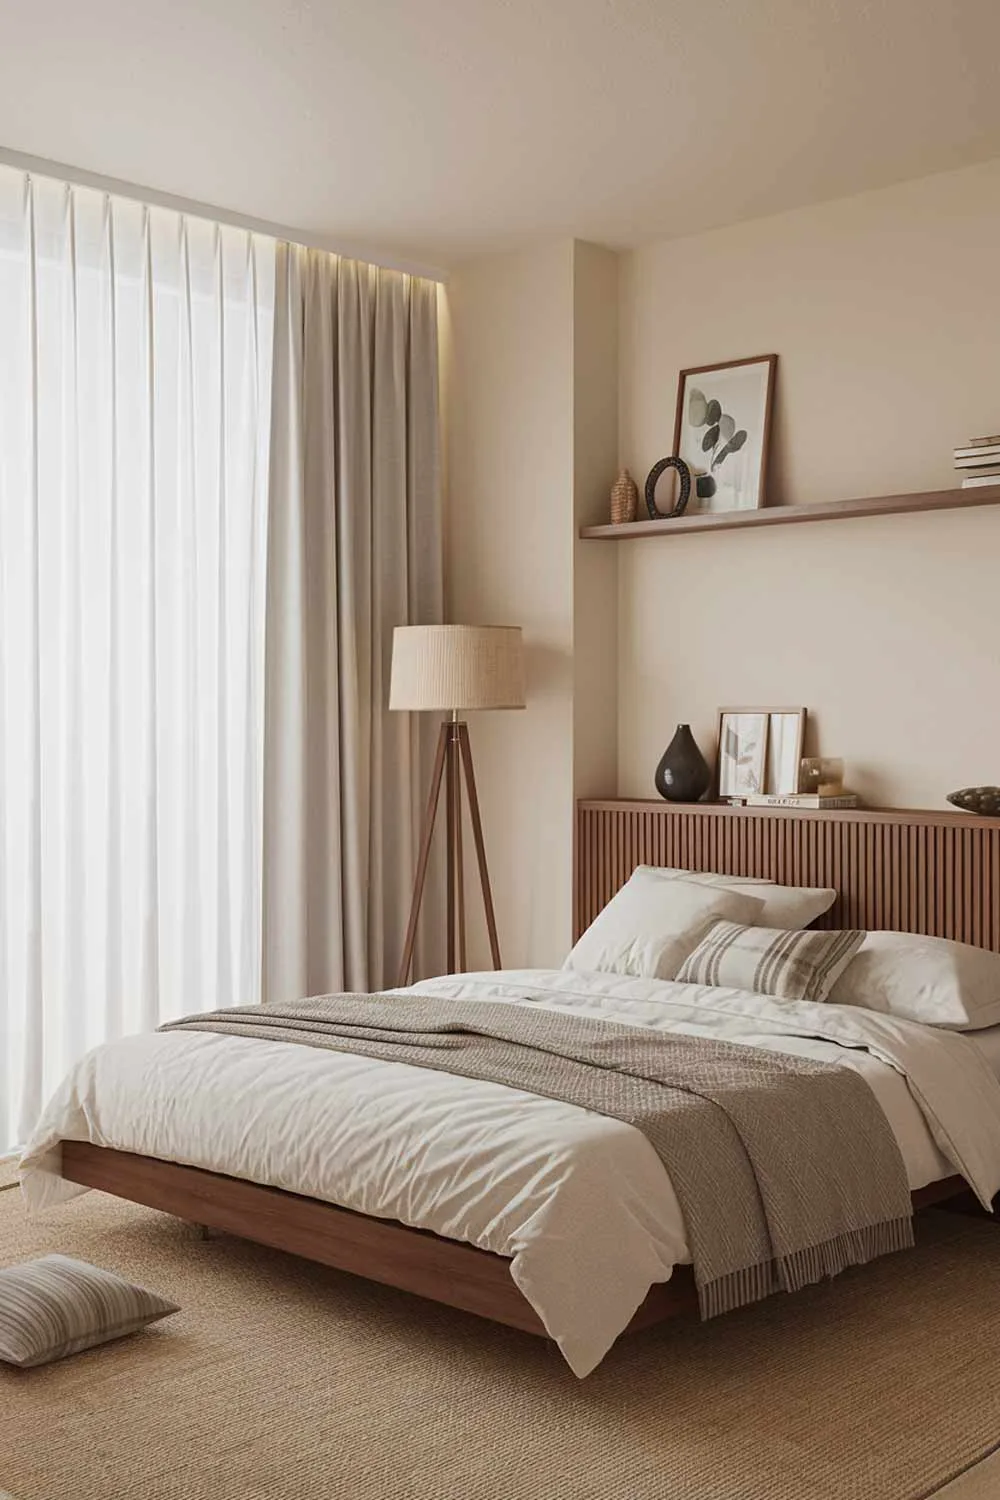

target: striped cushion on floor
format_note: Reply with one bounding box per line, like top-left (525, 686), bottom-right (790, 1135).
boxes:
top-left (0, 1255), bottom-right (178, 1368)
top-left (676, 922), bottom-right (866, 1003)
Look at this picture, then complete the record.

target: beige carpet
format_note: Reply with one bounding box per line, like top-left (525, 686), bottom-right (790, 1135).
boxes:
top-left (2, 1191), bottom-right (1000, 1500)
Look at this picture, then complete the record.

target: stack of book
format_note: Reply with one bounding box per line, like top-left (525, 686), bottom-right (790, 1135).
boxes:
top-left (726, 793), bottom-right (859, 810)
top-left (954, 434), bottom-right (1000, 488)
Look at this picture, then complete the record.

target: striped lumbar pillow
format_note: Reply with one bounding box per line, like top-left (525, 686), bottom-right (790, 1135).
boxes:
top-left (0, 1255), bottom-right (178, 1368)
top-left (676, 922), bottom-right (866, 1003)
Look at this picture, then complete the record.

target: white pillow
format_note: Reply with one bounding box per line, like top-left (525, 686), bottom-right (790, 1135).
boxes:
top-left (829, 931), bottom-right (1000, 1031)
top-left (637, 865), bottom-right (836, 931)
top-left (565, 871), bottom-right (764, 981)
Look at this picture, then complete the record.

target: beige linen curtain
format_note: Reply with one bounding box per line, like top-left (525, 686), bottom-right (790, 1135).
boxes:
top-left (263, 244), bottom-right (444, 1001)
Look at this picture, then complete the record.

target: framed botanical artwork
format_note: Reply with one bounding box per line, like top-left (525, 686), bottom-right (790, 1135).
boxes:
top-left (673, 354), bottom-right (777, 514)
top-left (716, 706), bottom-right (807, 798)
top-left (716, 711), bottom-right (769, 798)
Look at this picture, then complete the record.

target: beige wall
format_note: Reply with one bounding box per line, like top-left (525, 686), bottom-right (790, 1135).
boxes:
top-left (572, 244), bottom-right (620, 802)
top-left (445, 243), bottom-right (576, 968)
top-left (444, 161), bottom-right (1000, 967)
top-left (445, 241), bottom-right (619, 968)
top-left (618, 158), bottom-right (1000, 808)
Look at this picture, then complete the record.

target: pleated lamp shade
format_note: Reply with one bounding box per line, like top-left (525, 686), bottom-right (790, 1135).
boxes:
top-left (389, 625), bottom-right (526, 712)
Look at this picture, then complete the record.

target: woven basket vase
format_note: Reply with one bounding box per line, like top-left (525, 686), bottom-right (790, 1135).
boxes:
top-left (610, 468), bottom-right (639, 524)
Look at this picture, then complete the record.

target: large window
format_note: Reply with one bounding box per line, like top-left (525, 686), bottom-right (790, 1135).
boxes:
top-left (0, 168), bottom-right (275, 1148)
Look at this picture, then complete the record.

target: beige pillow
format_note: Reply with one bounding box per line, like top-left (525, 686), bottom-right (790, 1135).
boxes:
top-left (676, 922), bottom-right (866, 1002)
top-left (0, 1255), bottom-right (178, 1368)
top-left (565, 870), bottom-right (764, 981)
top-left (638, 865), bottom-right (836, 931)
top-left (829, 931), bottom-right (1000, 1030)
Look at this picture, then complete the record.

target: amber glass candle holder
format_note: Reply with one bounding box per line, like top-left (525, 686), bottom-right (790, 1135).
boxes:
top-left (799, 757), bottom-right (845, 796)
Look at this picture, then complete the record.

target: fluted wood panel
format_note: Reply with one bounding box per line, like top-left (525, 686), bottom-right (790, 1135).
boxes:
top-left (575, 801), bottom-right (1000, 950)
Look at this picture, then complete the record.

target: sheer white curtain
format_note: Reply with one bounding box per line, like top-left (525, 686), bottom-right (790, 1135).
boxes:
top-left (0, 168), bottom-right (275, 1149)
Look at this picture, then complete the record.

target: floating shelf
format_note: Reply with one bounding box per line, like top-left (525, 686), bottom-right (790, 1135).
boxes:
top-left (579, 484), bottom-right (1000, 539)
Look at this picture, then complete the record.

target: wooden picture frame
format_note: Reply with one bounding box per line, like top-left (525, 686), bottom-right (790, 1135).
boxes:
top-left (673, 354), bottom-right (777, 514)
top-left (716, 706), bottom-right (806, 799)
top-left (716, 709), bottom-right (768, 798)
top-left (764, 708), bottom-right (807, 796)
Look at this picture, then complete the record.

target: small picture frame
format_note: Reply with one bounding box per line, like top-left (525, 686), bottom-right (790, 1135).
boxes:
top-left (765, 709), bottom-right (807, 796)
top-left (716, 711), bottom-right (769, 798)
top-left (716, 707), bottom-right (807, 798)
top-left (673, 355), bottom-right (777, 515)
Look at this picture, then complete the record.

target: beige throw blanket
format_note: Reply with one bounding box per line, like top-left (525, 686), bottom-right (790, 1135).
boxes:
top-left (162, 993), bottom-right (914, 1318)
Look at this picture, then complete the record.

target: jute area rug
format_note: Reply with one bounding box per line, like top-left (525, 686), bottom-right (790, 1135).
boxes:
top-left (1, 1190), bottom-right (999, 1500)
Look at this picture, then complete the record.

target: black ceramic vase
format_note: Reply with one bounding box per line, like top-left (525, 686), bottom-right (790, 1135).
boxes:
top-left (654, 724), bottom-right (711, 803)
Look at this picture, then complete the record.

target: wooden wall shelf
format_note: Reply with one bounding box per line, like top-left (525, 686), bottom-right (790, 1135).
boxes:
top-left (579, 485), bottom-right (1000, 539)
top-left (578, 797), bottom-right (1000, 830)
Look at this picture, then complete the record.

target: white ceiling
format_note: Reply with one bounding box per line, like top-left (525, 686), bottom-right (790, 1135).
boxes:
top-left (3, 0), bottom-right (1000, 270)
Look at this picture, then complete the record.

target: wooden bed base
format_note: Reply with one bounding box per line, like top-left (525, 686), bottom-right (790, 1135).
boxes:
top-left (57, 801), bottom-right (1000, 1343)
top-left (61, 1142), bottom-right (694, 1335)
top-left (61, 1141), bottom-right (970, 1341)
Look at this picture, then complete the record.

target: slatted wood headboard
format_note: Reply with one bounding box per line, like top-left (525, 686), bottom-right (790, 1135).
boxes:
top-left (575, 800), bottom-right (1000, 951)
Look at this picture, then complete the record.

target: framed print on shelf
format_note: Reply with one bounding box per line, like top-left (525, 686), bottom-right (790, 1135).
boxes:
top-left (716, 706), bottom-right (807, 799)
top-left (673, 354), bottom-right (777, 514)
top-left (764, 708), bottom-right (807, 796)
top-left (716, 711), bottom-right (769, 798)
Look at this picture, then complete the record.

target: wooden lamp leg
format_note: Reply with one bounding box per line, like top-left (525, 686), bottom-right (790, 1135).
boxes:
top-left (458, 723), bottom-right (502, 970)
top-left (444, 716), bottom-right (467, 975)
top-left (397, 721), bottom-right (450, 988)
top-left (445, 723), bottom-right (456, 973)
top-left (397, 717), bottom-right (500, 988)
top-left (451, 721), bottom-right (467, 972)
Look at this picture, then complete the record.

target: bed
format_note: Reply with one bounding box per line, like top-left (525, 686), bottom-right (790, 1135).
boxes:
top-left (18, 800), bottom-right (1000, 1377)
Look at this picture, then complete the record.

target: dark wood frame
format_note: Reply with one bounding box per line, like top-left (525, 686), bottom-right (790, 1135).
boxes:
top-left (59, 1143), bottom-right (965, 1338)
top-left (672, 353), bottom-right (778, 516)
top-left (57, 799), bottom-right (1000, 1347)
top-left (715, 705), bottom-right (807, 800)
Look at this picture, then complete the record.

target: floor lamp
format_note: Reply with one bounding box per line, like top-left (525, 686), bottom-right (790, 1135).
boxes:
top-left (390, 625), bottom-right (525, 986)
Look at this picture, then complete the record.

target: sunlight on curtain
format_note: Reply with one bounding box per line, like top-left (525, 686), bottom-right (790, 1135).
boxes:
top-left (0, 167), bottom-right (275, 1148)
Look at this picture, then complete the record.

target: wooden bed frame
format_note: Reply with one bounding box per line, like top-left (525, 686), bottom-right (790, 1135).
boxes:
top-left (60, 799), bottom-right (1000, 1342)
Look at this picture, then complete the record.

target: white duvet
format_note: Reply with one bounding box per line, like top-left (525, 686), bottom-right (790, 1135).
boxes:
top-left (20, 968), bottom-right (1000, 1377)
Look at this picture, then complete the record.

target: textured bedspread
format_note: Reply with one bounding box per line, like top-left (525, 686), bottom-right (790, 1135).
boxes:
top-left (162, 992), bottom-right (914, 1319)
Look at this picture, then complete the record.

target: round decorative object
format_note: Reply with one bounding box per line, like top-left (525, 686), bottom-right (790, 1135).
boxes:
top-left (947, 786), bottom-right (1000, 817)
top-left (610, 468), bottom-right (639, 525)
top-left (654, 724), bottom-right (712, 803)
top-left (644, 457), bottom-right (692, 520)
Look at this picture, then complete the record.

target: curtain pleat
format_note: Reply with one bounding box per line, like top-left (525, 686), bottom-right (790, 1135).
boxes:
top-left (263, 245), bottom-right (444, 1002)
top-left (0, 167), bottom-right (275, 1148)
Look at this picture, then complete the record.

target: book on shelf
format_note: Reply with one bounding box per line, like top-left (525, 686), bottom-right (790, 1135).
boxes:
top-left (727, 793), bottom-right (859, 810)
top-left (961, 434), bottom-right (1000, 450)
top-left (954, 453), bottom-right (1000, 468)
top-left (962, 474), bottom-right (1000, 488)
